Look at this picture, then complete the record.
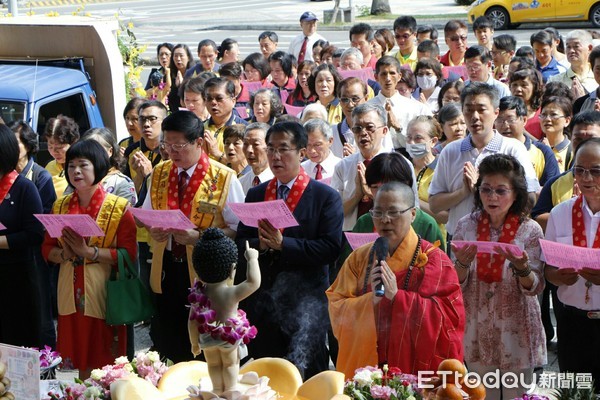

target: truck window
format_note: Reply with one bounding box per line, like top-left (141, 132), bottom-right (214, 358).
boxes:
top-left (37, 93), bottom-right (90, 136)
top-left (0, 101), bottom-right (25, 123)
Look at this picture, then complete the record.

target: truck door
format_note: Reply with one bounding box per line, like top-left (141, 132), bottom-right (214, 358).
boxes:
top-left (34, 89), bottom-right (99, 167)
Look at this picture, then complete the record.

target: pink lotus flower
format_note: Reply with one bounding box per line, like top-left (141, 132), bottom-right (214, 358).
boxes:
top-left (370, 384), bottom-right (396, 399)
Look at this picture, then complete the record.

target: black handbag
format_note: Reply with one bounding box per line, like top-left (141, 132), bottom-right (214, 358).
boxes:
top-left (105, 248), bottom-right (154, 325)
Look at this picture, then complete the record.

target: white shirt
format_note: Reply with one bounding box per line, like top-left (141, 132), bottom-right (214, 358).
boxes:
top-left (465, 75), bottom-right (511, 99)
top-left (548, 67), bottom-right (598, 94)
top-left (239, 167), bottom-right (274, 196)
top-left (331, 119), bottom-right (394, 158)
top-left (428, 132), bottom-right (540, 235)
top-left (288, 32), bottom-right (326, 62)
top-left (331, 149), bottom-right (419, 231)
top-left (545, 196), bottom-right (600, 310)
top-left (301, 151), bottom-right (341, 180)
top-left (413, 86), bottom-right (441, 114)
top-left (142, 162), bottom-right (245, 234)
top-left (368, 92), bottom-right (432, 149)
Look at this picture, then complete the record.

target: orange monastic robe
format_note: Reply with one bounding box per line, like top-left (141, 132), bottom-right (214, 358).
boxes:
top-left (327, 228), bottom-right (465, 378)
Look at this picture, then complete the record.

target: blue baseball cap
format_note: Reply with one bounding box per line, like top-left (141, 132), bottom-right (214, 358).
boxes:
top-left (300, 11), bottom-right (318, 22)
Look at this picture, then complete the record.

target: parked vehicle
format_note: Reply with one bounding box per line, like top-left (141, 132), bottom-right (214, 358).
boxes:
top-left (468, 0), bottom-right (600, 30)
top-left (0, 16), bottom-right (127, 166)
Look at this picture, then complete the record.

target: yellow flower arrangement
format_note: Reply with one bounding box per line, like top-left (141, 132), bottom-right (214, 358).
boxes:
top-left (116, 12), bottom-right (147, 100)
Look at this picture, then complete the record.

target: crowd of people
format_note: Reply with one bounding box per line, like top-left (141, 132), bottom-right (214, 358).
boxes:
top-left (1, 10), bottom-right (600, 397)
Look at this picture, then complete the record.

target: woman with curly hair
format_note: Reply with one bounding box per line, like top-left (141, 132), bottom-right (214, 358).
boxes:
top-left (249, 88), bottom-right (283, 126)
top-left (452, 154), bottom-right (546, 399)
top-left (44, 115), bottom-right (80, 197)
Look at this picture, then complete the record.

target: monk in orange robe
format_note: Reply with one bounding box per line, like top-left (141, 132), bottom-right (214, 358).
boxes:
top-left (327, 182), bottom-right (465, 378)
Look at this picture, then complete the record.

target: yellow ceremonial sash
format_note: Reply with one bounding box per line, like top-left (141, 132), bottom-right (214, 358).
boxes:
top-left (528, 145), bottom-right (546, 182)
top-left (149, 159), bottom-right (234, 293)
top-left (551, 171), bottom-right (574, 207)
top-left (203, 120), bottom-right (226, 161)
top-left (53, 193), bottom-right (129, 319)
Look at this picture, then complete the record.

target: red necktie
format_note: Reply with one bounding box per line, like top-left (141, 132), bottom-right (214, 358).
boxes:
top-left (357, 159), bottom-right (372, 218)
top-left (178, 171), bottom-right (188, 207)
top-left (315, 164), bottom-right (323, 180)
top-left (252, 175), bottom-right (260, 187)
top-left (172, 171), bottom-right (189, 260)
top-left (298, 36), bottom-right (308, 63)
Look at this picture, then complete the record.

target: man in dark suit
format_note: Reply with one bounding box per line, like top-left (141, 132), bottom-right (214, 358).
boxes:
top-left (236, 121), bottom-right (344, 380)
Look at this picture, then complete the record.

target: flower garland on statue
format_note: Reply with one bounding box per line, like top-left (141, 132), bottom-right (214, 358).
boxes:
top-left (188, 280), bottom-right (257, 345)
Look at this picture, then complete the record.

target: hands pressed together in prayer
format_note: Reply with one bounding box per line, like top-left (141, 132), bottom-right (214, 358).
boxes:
top-left (258, 219), bottom-right (283, 251)
top-left (462, 162), bottom-right (478, 195)
top-left (203, 130), bottom-right (223, 159)
top-left (385, 100), bottom-right (401, 132)
top-left (355, 162), bottom-right (372, 200)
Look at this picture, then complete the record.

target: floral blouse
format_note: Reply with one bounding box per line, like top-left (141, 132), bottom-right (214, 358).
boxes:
top-left (453, 213), bottom-right (547, 370)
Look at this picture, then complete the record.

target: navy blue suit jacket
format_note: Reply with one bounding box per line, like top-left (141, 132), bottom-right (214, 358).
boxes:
top-left (235, 176), bottom-right (343, 368)
top-left (236, 177), bottom-right (344, 290)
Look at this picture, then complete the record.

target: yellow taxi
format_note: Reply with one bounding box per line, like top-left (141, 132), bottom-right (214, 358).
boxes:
top-left (468, 0), bottom-right (599, 30)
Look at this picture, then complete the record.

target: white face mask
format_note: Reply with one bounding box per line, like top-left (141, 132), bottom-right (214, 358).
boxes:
top-left (417, 75), bottom-right (437, 91)
top-left (405, 142), bottom-right (430, 159)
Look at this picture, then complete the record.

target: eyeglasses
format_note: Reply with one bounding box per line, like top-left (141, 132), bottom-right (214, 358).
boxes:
top-left (125, 117), bottom-right (139, 124)
top-left (491, 50), bottom-right (507, 56)
top-left (369, 207), bottom-right (413, 220)
top-left (138, 115), bottom-right (161, 124)
top-left (340, 96), bottom-right (364, 105)
top-left (573, 166), bottom-right (600, 178)
top-left (449, 35), bottom-right (468, 42)
top-left (351, 125), bottom-right (385, 135)
top-left (394, 33), bottom-right (413, 40)
top-left (205, 95), bottom-right (232, 103)
top-left (465, 63), bottom-right (483, 72)
top-left (266, 147), bottom-right (298, 156)
top-left (496, 117), bottom-right (520, 125)
top-left (160, 142), bottom-right (193, 151)
top-left (479, 186), bottom-right (513, 197)
top-left (539, 113), bottom-right (566, 121)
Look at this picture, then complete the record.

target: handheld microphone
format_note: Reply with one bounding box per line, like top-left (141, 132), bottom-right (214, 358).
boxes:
top-left (373, 236), bottom-right (389, 297)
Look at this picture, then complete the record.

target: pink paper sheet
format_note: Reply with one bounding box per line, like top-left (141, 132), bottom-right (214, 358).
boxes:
top-left (34, 214), bottom-right (105, 238)
top-left (128, 208), bottom-right (196, 230)
top-left (229, 200), bottom-right (299, 229)
top-left (235, 106), bottom-right (249, 119)
top-left (539, 239), bottom-right (600, 270)
top-left (337, 68), bottom-right (375, 83)
top-left (452, 240), bottom-right (523, 256)
top-left (242, 81), bottom-right (264, 94)
top-left (345, 232), bottom-right (379, 250)
top-left (283, 103), bottom-right (304, 117)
